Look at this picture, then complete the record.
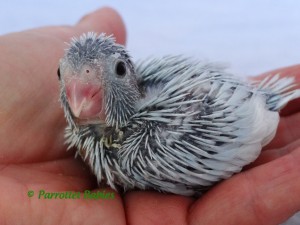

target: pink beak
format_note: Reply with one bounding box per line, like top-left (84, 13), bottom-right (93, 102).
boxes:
top-left (65, 79), bottom-right (103, 119)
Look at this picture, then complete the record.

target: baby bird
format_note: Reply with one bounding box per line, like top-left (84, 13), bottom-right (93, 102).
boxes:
top-left (58, 32), bottom-right (300, 196)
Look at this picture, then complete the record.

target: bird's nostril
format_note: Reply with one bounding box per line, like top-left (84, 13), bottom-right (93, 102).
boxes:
top-left (91, 91), bottom-right (100, 99)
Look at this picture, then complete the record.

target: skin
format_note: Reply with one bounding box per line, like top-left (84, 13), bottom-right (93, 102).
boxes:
top-left (0, 7), bottom-right (299, 225)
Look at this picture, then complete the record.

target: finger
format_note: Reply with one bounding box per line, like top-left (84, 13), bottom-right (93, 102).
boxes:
top-left (1, 191), bottom-right (126, 225)
top-left (0, 158), bottom-right (126, 224)
top-left (258, 64), bottom-right (300, 83)
top-left (76, 7), bottom-right (126, 45)
top-left (254, 64), bottom-right (300, 116)
top-left (280, 98), bottom-right (300, 117)
top-left (264, 112), bottom-right (300, 150)
top-left (124, 191), bottom-right (194, 225)
top-left (0, 174), bottom-right (125, 224)
top-left (0, 158), bottom-right (95, 191)
top-left (246, 139), bottom-right (300, 169)
top-left (189, 147), bottom-right (300, 225)
top-left (31, 7), bottom-right (126, 45)
top-left (18, 157), bottom-right (94, 179)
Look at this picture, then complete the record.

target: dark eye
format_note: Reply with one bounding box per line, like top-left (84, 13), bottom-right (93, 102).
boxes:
top-left (115, 61), bottom-right (126, 77)
top-left (57, 68), bottom-right (61, 80)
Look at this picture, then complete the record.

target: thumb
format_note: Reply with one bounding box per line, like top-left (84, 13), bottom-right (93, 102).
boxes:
top-left (76, 7), bottom-right (126, 45)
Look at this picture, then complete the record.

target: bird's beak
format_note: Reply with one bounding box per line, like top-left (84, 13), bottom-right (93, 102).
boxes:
top-left (65, 79), bottom-right (104, 120)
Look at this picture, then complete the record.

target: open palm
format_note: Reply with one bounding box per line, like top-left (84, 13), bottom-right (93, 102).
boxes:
top-left (0, 8), bottom-right (299, 225)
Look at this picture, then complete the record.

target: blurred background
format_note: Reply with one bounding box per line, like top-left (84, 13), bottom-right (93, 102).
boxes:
top-left (0, 1), bottom-right (299, 223)
top-left (0, 0), bottom-right (300, 77)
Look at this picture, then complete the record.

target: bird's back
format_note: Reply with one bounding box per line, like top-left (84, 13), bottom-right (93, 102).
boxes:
top-left (118, 56), bottom-right (285, 196)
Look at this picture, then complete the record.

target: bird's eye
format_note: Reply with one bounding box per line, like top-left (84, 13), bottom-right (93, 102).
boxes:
top-left (57, 68), bottom-right (61, 80)
top-left (115, 61), bottom-right (126, 77)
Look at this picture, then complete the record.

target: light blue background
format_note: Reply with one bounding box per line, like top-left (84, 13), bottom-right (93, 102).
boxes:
top-left (1, 0), bottom-right (300, 76)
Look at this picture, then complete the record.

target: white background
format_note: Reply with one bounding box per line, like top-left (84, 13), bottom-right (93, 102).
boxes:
top-left (0, 1), bottom-right (299, 224)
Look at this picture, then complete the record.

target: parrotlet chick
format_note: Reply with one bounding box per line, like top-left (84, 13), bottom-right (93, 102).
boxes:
top-left (58, 32), bottom-right (300, 196)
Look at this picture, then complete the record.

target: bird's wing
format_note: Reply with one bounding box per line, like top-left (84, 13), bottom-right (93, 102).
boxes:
top-left (119, 57), bottom-right (279, 195)
top-left (135, 55), bottom-right (228, 87)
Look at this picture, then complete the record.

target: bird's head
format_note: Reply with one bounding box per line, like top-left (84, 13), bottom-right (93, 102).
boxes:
top-left (58, 32), bottom-right (141, 128)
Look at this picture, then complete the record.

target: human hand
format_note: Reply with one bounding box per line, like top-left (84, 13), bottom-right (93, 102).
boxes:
top-left (0, 7), bottom-right (127, 224)
top-left (1, 7), bottom-right (299, 224)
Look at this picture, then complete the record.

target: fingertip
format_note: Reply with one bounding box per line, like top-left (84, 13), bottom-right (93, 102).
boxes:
top-left (76, 7), bottom-right (127, 45)
top-left (255, 64), bottom-right (300, 82)
top-left (250, 64), bottom-right (300, 116)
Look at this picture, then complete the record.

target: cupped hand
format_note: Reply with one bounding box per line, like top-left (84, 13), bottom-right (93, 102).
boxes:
top-left (0, 7), bottom-right (126, 225)
top-left (0, 7), bottom-right (299, 225)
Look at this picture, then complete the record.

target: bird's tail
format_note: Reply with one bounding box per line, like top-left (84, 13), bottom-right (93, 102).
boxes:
top-left (256, 74), bottom-right (300, 111)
